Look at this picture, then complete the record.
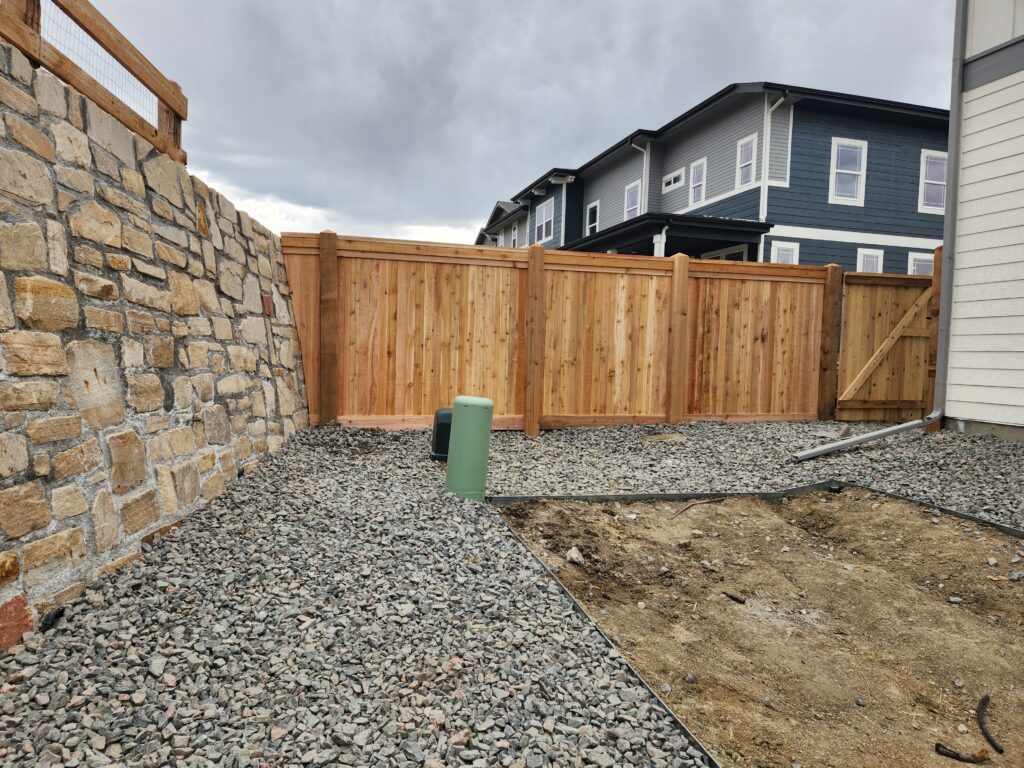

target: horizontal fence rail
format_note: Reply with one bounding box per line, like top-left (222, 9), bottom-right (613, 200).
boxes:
top-left (281, 234), bottom-right (864, 433)
top-left (0, 0), bottom-right (187, 161)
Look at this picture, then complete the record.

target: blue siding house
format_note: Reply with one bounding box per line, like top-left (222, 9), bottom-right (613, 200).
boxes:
top-left (476, 83), bottom-right (948, 274)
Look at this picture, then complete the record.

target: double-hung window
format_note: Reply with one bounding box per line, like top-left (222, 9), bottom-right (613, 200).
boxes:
top-left (736, 134), bottom-right (757, 188)
top-left (770, 241), bottom-right (800, 265)
top-left (624, 181), bottom-right (641, 220)
top-left (856, 248), bottom-right (884, 273)
top-left (828, 137), bottom-right (868, 206)
top-left (534, 198), bottom-right (554, 243)
top-left (690, 158), bottom-right (707, 206)
top-left (918, 149), bottom-right (947, 213)
top-left (908, 252), bottom-right (933, 275)
top-left (510, 223), bottom-right (518, 248)
top-left (663, 168), bottom-right (685, 193)
top-left (586, 201), bottom-right (600, 235)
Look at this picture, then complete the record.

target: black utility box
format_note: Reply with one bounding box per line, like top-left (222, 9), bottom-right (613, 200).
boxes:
top-left (430, 408), bottom-right (453, 461)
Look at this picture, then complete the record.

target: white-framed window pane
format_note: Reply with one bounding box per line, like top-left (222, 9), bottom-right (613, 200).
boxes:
top-left (923, 182), bottom-right (945, 208)
top-left (909, 254), bottom-right (933, 275)
top-left (862, 254), bottom-right (879, 271)
top-left (692, 164), bottom-right (704, 184)
top-left (777, 248), bottom-right (796, 264)
top-left (835, 172), bottom-right (860, 199)
top-left (836, 145), bottom-right (863, 171)
top-left (692, 183), bottom-right (703, 202)
top-left (511, 225), bottom-right (518, 248)
top-left (586, 204), bottom-right (598, 235)
top-left (740, 164), bottom-right (752, 185)
top-left (625, 182), bottom-right (640, 220)
top-left (925, 155), bottom-right (946, 182)
top-left (740, 142), bottom-right (753, 165)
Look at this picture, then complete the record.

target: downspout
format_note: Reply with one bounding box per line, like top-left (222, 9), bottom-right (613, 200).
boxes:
top-left (630, 140), bottom-right (648, 214)
top-left (793, 0), bottom-right (965, 461)
top-left (759, 92), bottom-right (787, 260)
top-left (653, 224), bottom-right (669, 257)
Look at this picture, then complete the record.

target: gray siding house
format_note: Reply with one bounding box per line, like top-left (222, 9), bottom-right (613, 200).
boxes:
top-left (477, 83), bottom-right (949, 274)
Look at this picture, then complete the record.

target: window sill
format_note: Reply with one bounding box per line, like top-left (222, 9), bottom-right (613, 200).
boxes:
top-left (827, 196), bottom-right (865, 207)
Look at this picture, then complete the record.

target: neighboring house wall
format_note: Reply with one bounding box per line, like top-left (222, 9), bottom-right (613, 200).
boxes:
top-left (581, 150), bottom-right (644, 232)
top-left (768, 103), bottom-right (793, 183)
top-left (662, 95), bottom-right (764, 213)
top-left (495, 212), bottom-right (527, 248)
top-left (765, 102), bottom-right (946, 270)
top-left (698, 187), bottom-right (761, 220)
top-left (762, 235), bottom-right (933, 273)
top-left (947, 22), bottom-right (1024, 428)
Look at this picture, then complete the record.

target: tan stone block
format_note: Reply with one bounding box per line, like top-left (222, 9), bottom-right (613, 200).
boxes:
top-left (98, 184), bottom-right (148, 217)
top-left (219, 448), bottom-right (237, 480)
top-left (32, 450), bottom-right (50, 477)
top-left (84, 306), bottom-right (123, 333)
top-left (86, 101), bottom-right (134, 165)
top-left (46, 219), bottom-right (68, 276)
top-left (107, 428), bottom-right (147, 494)
top-left (251, 437), bottom-right (268, 454)
top-left (242, 274), bottom-right (262, 314)
top-left (0, 77), bottom-right (37, 115)
top-left (201, 404), bottom-right (230, 444)
top-left (120, 489), bottom-right (159, 534)
top-left (125, 309), bottom-right (156, 334)
top-left (196, 449), bottom-right (216, 473)
top-left (74, 244), bottom-right (103, 268)
top-left (122, 168), bottom-right (145, 197)
top-left (154, 241), bottom-right (187, 267)
top-left (186, 342), bottom-right (208, 370)
top-left (6, 114), bottom-right (54, 161)
top-left (202, 470), bottom-right (225, 501)
top-left (143, 335), bottom-right (174, 368)
top-left (188, 316), bottom-right (212, 337)
top-left (121, 337), bottom-right (143, 367)
top-left (55, 164), bottom-right (93, 193)
top-left (0, 146), bottom-right (52, 205)
top-left (34, 70), bottom-right (66, 117)
top-left (171, 320), bottom-right (188, 339)
top-left (5, 413), bottom-right (25, 429)
top-left (132, 262), bottom-right (166, 283)
top-left (155, 464), bottom-right (176, 515)
top-left (69, 201), bottom-right (121, 246)
top-left (191, 373), bottom-right (214, 402)
top-left (122, 275), bottom-right (171, 312)
top-left (219, 259), bottom-right (244, 300)
top-left (217, 374), bottom-right (250, 395)
top-left (122, 225), bottom-right (152, 257)
top-left (52, 438), bottom-right (101, 480)
top-left (171, 461), bottom-right (200, 504)
top-left (0, 550), bottom-right (18, 588)
top-left (235, 435), bottom-right (252, 460)
top-left (172, 376), bottom-right (193, 409)
top-left (74, 270), bottom-right (119, 300)
top-left (239, 317), bottom-right (267, 346)
top-left (2, 330), bottom-right (68, 375)
top-left (167, 426), bottom-right (196, 458)
top-left (50, 122), bottom-right (91, 167)
top-left (0, 432), bottom-right (28, 479)
top-left (91, 489), bottom-right (119, 552)
top-left (106, 252), bottom-right (131, 271)
top-left (126, 373), bottom-right (165, 413)
top-left (0, 380), bottom-right (58, 411)
top-left (143, 154), bottom-right (183, 207)
top-left (23, 527), bottom-right (85, 586)
top-left (212, 316), bottom-right (233, 341)
top-left (0, 273), bottom-right (13, 329)
top-left (27, 415), bottom-right (82, 444)
top-left (145, 415), bottom-right (170, 434)
top-left (227, 345), bottom-right (257, 372)
top-left (14, 276), bottom-right (79, 331)
top-left (57, 190), bottom-right (74, 210)
top-left (65, 340), bottom-right (124, 427)
top-left (0, 221), bottom-right (46, 270)
top-left (0, 480), bottom-right (49, 537)
top-left (166, 270), bottom-right (198, 315)
top-left (151, 195), bottom-right (174, 221)
top-left (51, 484), bottom-right (88, 519)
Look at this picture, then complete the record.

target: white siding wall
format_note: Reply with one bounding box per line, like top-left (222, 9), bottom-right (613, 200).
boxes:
top-left (947, 67), bottom-right (1024, 426)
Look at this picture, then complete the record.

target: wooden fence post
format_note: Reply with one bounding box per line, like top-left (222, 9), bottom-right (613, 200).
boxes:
top-left (318, 230), bottom-right (339, 426)
top-left (925, 245), bottom-right (943, 431)
top-left (665, 253), bottom-right (690, 423)
top-left (817, 264), bottom-right (843, 420)
top-left (523, 244), bottom-right (546, 436)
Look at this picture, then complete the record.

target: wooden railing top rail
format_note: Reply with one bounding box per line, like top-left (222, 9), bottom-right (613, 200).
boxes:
top-left (0, 0), bottom-right (187, 162)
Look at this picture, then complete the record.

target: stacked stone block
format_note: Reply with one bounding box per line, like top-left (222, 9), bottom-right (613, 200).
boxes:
top-left (0, 43), bottom-right (308, 646)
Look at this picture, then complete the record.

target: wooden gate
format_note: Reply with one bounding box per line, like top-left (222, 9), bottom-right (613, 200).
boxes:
top-left (836, 250), bottom-right (940, 422)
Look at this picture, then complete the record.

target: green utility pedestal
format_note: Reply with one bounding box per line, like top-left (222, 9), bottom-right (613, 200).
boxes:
top-left (445, 396), bottom-right (494, 500)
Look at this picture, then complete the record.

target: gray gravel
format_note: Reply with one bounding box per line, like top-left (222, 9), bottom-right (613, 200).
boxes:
top-left (0, 426), bottom-right (712, 768)
top-left (488, 421), bottom-right (1024, 528)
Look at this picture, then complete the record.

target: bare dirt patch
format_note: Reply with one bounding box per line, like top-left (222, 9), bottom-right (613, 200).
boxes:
top-left (502, 489), bottom-right (1024, 768)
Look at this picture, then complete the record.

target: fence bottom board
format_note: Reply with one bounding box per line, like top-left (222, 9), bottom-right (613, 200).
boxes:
top-left (336, 415), bottom-right (525, 430)
top-left (539, 414), bottom-right (668, 429)
top-left (680, 412), bottom-right (818, 423)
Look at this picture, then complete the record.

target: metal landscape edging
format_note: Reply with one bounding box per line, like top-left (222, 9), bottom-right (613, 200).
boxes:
top-left (487, 478), bottom-right (1024, 768)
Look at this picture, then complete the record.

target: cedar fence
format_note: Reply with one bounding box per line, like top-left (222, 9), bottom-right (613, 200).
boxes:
top-left (0, 0), bottom-right (187, 161)
top-left (283, 233), bottom-right (940, 435)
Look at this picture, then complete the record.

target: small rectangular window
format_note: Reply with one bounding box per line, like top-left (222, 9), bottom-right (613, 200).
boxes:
top-left (828, 137), bottom-right (867, 206)
top-left (624, 181), bottom-right (641, 220)
top-left (510, 223), bottom-right (518, 248)
top-left (856, 248), bottom-right (884, 273)
top-left (535, 198), bottom-right (554, 243)
top-left (770, 240), bottom-right (800, 265)
top-left (918, 149), bottom-right (947, 213)
top-left (690, 158), bottom-right (707, 205)
top-left (662, 168), bottom-right (685, 192)
top-left (586, 201), bottom-right (600, 235)
top-left (736, 133), bottom-right (757, 188)
top-left (497, 230), bottom-right (505, 247)
top-left (908, 252), bottom-right (934, 275)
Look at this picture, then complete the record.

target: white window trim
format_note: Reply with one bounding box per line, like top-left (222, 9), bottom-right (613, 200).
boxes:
top-left (585, 200), bottom-right (600, 236)
top-left (770, 240), bottom-right (800, 265)
top-left (702, 244), bottom-right (750, 261)
top-left (828, 137), bottom-right (868, 207)
top-left (624, 180), bottom-right (642, 221)
top-left (689, 157), bottom-right (707, 205)
top-left (735, 133), bottom-right (758, 190)
top-left (918, 148), bottom-right (947, 215)
top-left (856, 247), bottom-right (885, 273)
top-left (497, 230), bottom-right (505, 247)
top-left (662, 167), bottom-right (686, 192)
top-left (510, 222), bottom-right (518, 249)
top-left (535, 198), bottom-right (555, 244)
top-left (908, 251), bottom-right (934, 275)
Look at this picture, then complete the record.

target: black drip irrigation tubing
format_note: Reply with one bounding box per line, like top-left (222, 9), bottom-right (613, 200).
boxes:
top-left (487, 478), bottom-right (1024, 768)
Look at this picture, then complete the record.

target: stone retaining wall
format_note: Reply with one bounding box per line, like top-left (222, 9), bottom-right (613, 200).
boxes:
top-left (0, 43), bottom-right (308, 647)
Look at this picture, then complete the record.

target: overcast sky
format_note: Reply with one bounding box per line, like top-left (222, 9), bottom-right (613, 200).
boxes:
top-left (100, 0), bottom-right (955, 242)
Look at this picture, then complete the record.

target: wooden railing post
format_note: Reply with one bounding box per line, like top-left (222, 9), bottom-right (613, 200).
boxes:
top-left (817, 264), bottom-right (843, 420)
top-left (665, 253), bottom-right (690, 423)
top-left (318, 230), bottom-right (339, 426)
top-left (157, 81), bottom-right (184, 153)
top-left (925, 246), bottom-right (943, 431)
top-left (523, 244), bottom-right (546, 436)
